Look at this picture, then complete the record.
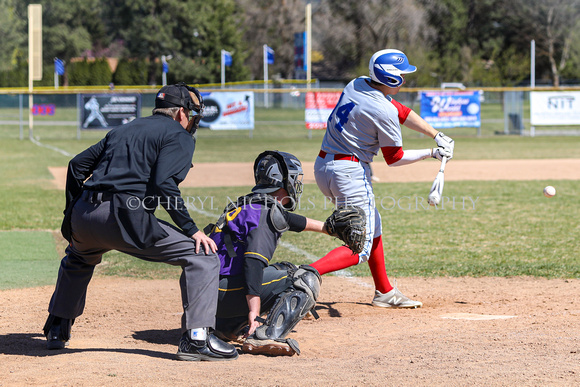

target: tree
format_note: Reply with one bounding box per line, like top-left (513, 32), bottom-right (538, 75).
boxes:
top-left (41, 0), bottom-right (107, 86)
top-left (0, 0), bottom-right (27, 74)
top-left (314, 0), bottom-right (433, 82)
top-left (511, 0), bottom-right (580, 86)
top-left (419, 0), bottom-right (534, 86)
top-left (101, 0), bottom-right (248, 85)
top-left (559, 20), bottom-right (580, 82)
top-left (113, 58), bottom-right (148, 85)
top-left (235, 0), bottom-right (306, 80)
top-left (89, 58), bottom-right (113, 85)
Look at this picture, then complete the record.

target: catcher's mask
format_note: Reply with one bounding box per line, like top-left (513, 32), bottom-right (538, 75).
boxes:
top-left (155, 82), bottom-right (204, 134)
top-left (252, 150), bottom-right (303, 211)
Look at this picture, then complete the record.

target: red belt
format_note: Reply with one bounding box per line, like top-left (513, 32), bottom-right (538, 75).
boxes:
top-left (318, 150), bottom-right (360, 163)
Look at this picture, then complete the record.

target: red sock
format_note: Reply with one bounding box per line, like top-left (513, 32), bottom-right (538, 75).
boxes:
top-left (367, 235), bottom-right (393, 294)
top-left (310, 246), bottom-right (360, 275)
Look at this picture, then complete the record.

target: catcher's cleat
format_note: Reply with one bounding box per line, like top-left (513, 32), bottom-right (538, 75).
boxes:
top-left (214, 325), bottom-right (249, 344)
top-left (372, 284), bottom-right (423, 309)
top-left (176, 329), bottom-right (239, 361)
top-left (242, 336), bottom-right (300, 357)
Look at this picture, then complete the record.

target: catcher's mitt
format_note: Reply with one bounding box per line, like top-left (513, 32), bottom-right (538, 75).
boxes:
top-left (324, 205), bottom-right (366, 254)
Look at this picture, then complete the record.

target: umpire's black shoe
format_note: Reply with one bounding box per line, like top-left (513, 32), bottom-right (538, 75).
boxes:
top-left (46, 325), bottom-right (68, 350)
top-left (43, 315), bottom-right (73, 350)
top-left (176, 329), bottom-right (239, 361)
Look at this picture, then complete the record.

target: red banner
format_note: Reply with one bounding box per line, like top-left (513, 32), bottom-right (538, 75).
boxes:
top-left (305, 92), bottom-right (341, 129)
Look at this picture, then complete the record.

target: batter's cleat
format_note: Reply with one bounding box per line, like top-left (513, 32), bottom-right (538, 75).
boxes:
top-left (176, 329), bottom-right (239, 361)
top-left (372, 285), bottom-right (423, 309)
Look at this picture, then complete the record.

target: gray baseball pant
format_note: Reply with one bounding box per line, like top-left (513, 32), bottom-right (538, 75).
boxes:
top-left (48, 191), bottom-right (219, 331)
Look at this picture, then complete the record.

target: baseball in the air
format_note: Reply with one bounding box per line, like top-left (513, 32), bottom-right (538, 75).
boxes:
top-left (543, 186), bottom-right (556, 198)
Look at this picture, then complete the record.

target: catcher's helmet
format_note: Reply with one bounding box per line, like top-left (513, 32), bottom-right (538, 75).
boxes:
top-left (369, 49), bottom-right (416, 88)
top-left (252, 150), bottom-right (304, 211)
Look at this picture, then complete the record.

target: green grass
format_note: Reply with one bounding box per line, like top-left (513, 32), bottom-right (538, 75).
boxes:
top-left (92, 180), bottom-right (580, 280)
top-left (0, 106), bottom-right (579, 288)
top-left (2, 106), bottom-right (580, 165)
top-left (0, 231), bottom-right (60, 289)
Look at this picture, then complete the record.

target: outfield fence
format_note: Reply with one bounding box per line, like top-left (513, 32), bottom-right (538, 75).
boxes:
top-left (2, 81), bottom-right (580, 139)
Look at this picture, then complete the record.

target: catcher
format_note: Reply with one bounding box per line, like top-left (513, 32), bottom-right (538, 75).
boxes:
top-left (208, 150), bottom-right (365, 356)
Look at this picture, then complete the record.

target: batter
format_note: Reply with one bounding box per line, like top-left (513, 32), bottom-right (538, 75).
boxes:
top-left (312, 49), bottom-right (455, 308)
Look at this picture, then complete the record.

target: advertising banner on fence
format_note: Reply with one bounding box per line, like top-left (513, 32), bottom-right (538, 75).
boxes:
top-left (305, 91), bottom-right (341, 129)
top-left (80, 94), bottom-right (141, 129)
top-left (530, 91), bottom-right (580, 126)
top-left (200, 91), bottom-right (254, 130)
top-left (420, 90), bottom-right (481, 128)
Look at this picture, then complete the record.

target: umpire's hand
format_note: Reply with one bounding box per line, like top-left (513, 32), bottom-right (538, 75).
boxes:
top-left (191, 230), bottom-right (218, 254)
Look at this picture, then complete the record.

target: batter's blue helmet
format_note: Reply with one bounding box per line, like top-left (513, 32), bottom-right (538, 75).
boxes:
top-left (369, 49), bottom-right (416, 88)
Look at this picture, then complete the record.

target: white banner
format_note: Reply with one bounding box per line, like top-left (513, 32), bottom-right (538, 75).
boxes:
top-left (530, 91), bottom-right (580, 126)
top-left (199, 91), bottom-right (254, 130)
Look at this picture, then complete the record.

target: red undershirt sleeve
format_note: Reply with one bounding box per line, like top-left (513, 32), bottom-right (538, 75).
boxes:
top-left (390, 99), bottom-right (412, 124)
top-left (381, 146), bottom-right (404, 165)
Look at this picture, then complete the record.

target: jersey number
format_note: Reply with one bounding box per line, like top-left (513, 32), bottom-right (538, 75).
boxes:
top-left (334, 102), bottom-right (355, 132)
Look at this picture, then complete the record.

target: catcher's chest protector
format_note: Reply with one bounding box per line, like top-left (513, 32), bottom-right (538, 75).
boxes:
top-left (205, 194), bottom-right (290, 258)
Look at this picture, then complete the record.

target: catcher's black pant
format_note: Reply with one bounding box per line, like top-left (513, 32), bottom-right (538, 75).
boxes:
top-left (216, 266), bottom-right (292, 320)
top-left (47, 190), bottom-right (220, 331)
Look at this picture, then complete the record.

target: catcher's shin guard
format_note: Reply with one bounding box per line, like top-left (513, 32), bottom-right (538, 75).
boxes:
top-left (292, 265), bottom-right (321, 301)
top-left (254, 289), bottom-right (311, 341)
top-left (254, 265), bottom-right (321, 341)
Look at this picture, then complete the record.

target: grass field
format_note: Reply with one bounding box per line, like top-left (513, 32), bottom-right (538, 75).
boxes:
top-left (0, 107), bottom-right (578, 289)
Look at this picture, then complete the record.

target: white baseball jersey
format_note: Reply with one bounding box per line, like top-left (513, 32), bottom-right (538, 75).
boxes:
top-left (321, 77), bottom-right (403, 163)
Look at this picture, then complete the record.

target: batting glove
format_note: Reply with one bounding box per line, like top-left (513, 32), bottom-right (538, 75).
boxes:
top-left (434, 132), bottom-right (454, 154)
top-left (432, 147), bottom-right (453, 161)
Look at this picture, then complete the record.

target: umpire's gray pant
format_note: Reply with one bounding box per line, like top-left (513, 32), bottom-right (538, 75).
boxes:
top-left (48, 191), bottom-right (220, 331)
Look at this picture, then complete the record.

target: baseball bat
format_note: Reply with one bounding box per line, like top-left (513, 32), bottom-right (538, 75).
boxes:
top-left (428, 156), bottom-right (447, 206)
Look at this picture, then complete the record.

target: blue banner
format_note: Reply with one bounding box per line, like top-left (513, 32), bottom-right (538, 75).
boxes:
top-left (265, 45), bottom-right (275, 65)
top-left (54, 58), bottom-right (65, 75)
top-left (420, 91), bottom-right (481, 128)
top-left (294, 32), bottom-right (306, 71)
top-left (222, 50), bottom-right (232, 67)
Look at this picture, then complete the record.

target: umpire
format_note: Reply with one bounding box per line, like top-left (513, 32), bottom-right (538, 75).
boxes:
top-left (43, 83), bottom-right (238, 361)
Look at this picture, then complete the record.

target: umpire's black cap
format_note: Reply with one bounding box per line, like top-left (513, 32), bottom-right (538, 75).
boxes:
top-left (155, 83), bottom-right (197, 110)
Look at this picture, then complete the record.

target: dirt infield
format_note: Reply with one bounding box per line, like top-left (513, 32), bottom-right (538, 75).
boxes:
top-left (48, 158), bottom-right (580, 189)
top-left (1, 276), bottom-right (579, 386)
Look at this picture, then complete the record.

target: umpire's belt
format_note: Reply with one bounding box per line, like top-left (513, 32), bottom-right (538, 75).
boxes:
top-left (318, 150), bottom-right (360, 163)
top-left (82, 190), bottom-right (114, 204)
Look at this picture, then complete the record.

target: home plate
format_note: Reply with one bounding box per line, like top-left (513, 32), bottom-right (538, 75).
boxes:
top-left (441, 313), bottom-right (516, 320)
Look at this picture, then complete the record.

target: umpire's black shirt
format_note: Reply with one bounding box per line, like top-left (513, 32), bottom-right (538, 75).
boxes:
top-left (64, 113), bottom-right (198, 249)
